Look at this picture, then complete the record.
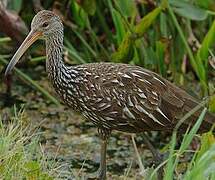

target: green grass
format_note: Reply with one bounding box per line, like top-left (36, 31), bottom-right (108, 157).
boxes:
top-left (145, 100), bottom-right (215, 180)
top-left (0, 105), bottom-right (214, 179)
top-left (0, 107), bottom-right (56, 180)
top-left (163, 107), bottom-right (215, 180)
top-left (0, 0), bottom-right (215, 179)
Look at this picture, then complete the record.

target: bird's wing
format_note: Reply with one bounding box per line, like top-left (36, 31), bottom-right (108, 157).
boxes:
top-left (87, 64), bottom-right (186, 131)
top-left (73, 63), bottom-right (213, 132)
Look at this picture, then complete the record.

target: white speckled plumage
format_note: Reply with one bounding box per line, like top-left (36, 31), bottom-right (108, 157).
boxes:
top-left (5, 10), bottom-right (215, 180)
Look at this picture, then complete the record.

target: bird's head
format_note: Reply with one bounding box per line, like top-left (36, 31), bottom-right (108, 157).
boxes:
top-left (5, 10), bottom-right (63, 75)
top-left (31, 10), bottom-right (63, 38)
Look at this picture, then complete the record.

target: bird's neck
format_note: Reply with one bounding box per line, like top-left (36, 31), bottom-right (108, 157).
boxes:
top-left (46, 33), bottom-right (65, 81)
top-left (45, 33), bottom-right (84, 110)
top-left (45, 33), bottom-right (83, 101)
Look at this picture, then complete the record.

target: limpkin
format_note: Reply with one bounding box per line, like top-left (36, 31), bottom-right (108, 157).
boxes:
top-left (5, 10), bottom-right (215, 179)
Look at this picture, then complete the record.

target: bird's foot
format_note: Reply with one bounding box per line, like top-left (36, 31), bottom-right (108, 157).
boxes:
top-left (153, 153), bottom-right (163, 167)
top-left (153, 153), bottom-right (164, 180)
top-left (86, 168), bottom-right (106, 180)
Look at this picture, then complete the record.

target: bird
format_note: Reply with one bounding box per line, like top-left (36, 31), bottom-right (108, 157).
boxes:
top-left (5, 10), bottom-right (215, 179)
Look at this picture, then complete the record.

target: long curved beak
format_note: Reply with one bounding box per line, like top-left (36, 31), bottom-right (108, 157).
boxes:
top-left (5, 30), bottom-right (42, 76)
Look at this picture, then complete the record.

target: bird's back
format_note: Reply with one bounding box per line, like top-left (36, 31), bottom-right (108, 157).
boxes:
top-left (56, 62), bottom-right (215, 133)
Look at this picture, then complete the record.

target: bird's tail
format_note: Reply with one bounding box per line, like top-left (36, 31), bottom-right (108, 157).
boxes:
top-left (183, 97), bottom-right (215, 133)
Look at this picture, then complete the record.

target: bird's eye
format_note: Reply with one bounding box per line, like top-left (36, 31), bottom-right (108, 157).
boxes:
top-left (42, 22), bottom-right (49, 28)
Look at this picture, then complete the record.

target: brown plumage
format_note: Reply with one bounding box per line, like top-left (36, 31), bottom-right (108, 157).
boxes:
top-left (5, 10), bottom-right (215, 179)
top-left (53, 62), bottom-right (214, 133)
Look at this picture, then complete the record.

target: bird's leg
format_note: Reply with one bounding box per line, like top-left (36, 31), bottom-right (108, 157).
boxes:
top-left (98, 138), bottom-right (107, 179)
top-left (142, 132), bottom-right (164, 180)
top-left (97, 128), bottom-right (111, 180)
